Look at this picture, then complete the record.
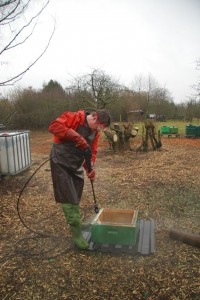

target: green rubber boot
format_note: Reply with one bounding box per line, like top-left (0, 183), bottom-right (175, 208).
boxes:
top-left (62, 203), bottom-right (89, 250)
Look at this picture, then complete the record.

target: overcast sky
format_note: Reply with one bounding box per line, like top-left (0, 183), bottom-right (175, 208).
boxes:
top-left (1, 0), bottom-right (200, 103)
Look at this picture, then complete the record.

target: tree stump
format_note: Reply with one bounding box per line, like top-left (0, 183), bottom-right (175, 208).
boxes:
top-left (137, 121), bottom-right (162, 152)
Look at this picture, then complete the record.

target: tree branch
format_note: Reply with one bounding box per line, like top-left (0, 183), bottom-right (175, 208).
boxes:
top-left (0, 0), bottom-right (49, 54)
top-left (6, 20), bottom-right (37, 50)
top-left (0, 20), bottom-right (55, 86)
top-left (0, 1), bottom-right (20, 24)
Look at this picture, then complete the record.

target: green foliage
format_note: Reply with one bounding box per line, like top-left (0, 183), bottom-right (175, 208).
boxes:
top-left (0, 98), bottom-right (14, 125)
top-left (42, 80), bottom-right (65, 95)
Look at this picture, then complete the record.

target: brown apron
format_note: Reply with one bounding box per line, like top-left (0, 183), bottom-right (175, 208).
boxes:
top-left (50, 124), bottom-right (96, 204)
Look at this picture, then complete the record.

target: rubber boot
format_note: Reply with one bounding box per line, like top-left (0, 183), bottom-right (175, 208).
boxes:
top-left (62, 203), bottom-right (89, 250)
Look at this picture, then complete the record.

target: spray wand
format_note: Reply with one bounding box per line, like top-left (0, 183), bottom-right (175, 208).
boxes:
top-left (83, 148), bottom-right (99, 214)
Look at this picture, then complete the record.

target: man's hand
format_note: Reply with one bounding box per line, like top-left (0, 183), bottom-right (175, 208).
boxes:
top-left (86, 168), bottom-right (96, 181)
top-left (76, 134), bottom-right (88, 150)
top-left (82, 148), bottom-right (95, 181)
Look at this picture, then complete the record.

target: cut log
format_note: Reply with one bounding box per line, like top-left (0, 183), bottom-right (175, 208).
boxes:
top-left (104, 123), bottom-right (138, 151)
top-left (104, 131), bottom-right (118, 142)
top-left (131, 128), bottom-right (138, 137)
top-left (169, 228), bottom-right (200, 248)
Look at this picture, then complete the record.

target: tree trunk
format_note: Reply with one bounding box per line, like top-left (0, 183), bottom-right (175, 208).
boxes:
top-left (104, 131), bottom-right (118, 151)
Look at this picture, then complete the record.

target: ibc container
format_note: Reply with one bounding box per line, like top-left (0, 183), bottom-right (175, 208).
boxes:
top-left (0, 131), bottom-right (31, 175)
top-left (185, 125), bottom-right (196, 137)
top-left (161, 126), bottom-right (170, 134)
top-left (170, 126), bottom-right (178, 134)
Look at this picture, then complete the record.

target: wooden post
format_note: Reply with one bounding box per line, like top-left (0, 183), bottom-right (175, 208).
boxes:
top-left (169, 228), bottom-right (200, 248)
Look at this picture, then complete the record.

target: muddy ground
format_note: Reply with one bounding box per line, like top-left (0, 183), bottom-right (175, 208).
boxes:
top-left (0, 131), bottom-right (200, 300)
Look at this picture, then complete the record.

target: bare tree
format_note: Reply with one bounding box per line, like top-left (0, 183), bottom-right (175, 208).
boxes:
top-left (195, 58), bottom-right (200, 100)
top-left (131, 74), bottom-right (146, 94)
top-left (130, 74), bottom-right (159, 114)
top-left (66, 68), bottom-right (126, 110)
top-left (0, 0), bottom-right (55, 86)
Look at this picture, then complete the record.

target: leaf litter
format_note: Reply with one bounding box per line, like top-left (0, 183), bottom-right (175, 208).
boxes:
top-left (0, 132), bottom-right (199, 300)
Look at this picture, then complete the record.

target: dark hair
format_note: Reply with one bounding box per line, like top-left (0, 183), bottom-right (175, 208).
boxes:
top-left (96, 109), bottom-right (111, 127)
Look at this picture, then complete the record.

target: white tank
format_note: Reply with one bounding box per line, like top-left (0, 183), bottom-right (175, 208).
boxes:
top-left (0, 131), bottom-right (31, 175)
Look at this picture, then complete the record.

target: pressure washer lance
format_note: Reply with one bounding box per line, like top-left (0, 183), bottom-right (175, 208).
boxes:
top-left (86, 156), bottom-right (99, 214)
top-left (90, 179), bottom-right (99, 214)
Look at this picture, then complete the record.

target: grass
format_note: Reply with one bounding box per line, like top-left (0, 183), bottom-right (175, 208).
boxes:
top-left (133, 119), bottom-right (200, 136)
top-left (101, 119), bottom-right (200, 140)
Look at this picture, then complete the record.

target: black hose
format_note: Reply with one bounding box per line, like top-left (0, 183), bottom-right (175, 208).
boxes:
top-left (14, 152), bottom-right (73, 260)
top-left (17, 150), bottom-right (98, 236)
top-left (17, 151), bottom-right (72, 236)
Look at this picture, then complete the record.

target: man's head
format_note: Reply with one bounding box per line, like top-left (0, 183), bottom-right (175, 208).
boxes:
top-left (87, 109), bottom-right (111, 131)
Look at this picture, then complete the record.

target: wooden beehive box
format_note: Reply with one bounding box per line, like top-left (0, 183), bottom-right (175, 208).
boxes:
top-left (91, 208), bottom-right (139, 246)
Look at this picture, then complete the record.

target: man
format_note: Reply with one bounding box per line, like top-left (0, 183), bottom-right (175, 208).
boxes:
top-left (49, 109), bottom-right (111, 250)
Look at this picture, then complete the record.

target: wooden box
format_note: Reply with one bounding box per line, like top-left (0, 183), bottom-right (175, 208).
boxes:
top-left (91, 208), bottom-right (139, 246)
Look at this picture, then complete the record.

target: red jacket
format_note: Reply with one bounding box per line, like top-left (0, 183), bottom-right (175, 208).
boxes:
top-left (49, 110), bottom-right (100, 163)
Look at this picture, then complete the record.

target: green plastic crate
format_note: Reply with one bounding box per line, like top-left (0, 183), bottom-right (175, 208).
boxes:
top-left (186, 124), bottom-right (196, 137)
top-left (196, 126), bottom-right (200, 137)
top-left (170, 126), bottom-right (178, 134)
top-left (91, 208), bottom-right (139, 246)
top-left (161, 126), bottom-right (171, 134)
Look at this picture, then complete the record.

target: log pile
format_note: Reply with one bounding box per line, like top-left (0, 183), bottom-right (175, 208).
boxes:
top-left (104, 123), bottom-right (138, 151)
